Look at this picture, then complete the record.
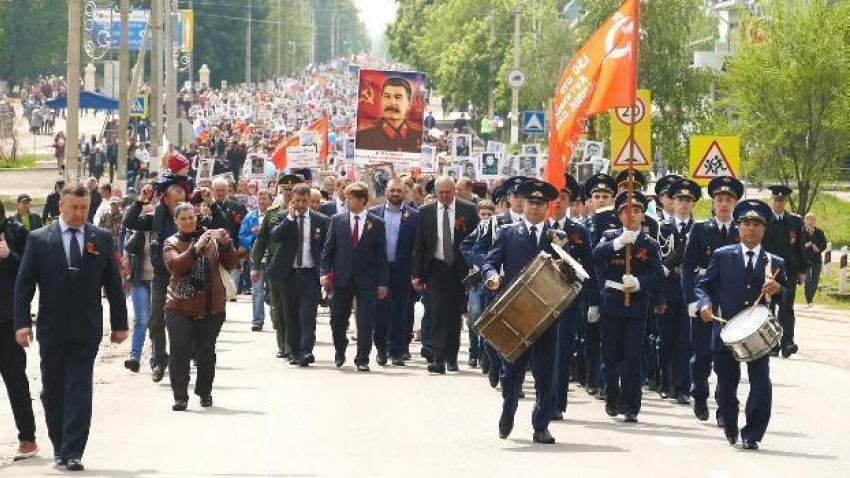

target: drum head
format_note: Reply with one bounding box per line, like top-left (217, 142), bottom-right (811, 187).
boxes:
top-left (551, 243), bottom-right (589, 281)
top-left (720, 306), bottom-right (771, 343)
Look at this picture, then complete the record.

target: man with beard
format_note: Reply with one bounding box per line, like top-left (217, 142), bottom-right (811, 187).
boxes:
top-left (357, 77), bottom-right (423, 153)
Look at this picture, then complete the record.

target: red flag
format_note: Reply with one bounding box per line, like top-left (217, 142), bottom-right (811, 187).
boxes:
top-left (270, 116), bottom-right (330, 170)
top-left (546, 0), bottom-right (639, 190)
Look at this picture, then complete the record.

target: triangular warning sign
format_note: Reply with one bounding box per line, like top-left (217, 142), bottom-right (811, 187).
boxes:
top-left (612, 138), bottom-right (649, 167)
top-left (132, 99), bottom-right (144, 112)
top-left (693, 141), bottom-right (734, 179)
top-left (525, 114), bottom-right (544, 132)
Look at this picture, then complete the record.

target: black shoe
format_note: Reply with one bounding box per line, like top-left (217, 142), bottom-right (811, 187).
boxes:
top-left (54, 454), bottom-right (66, 466)
top-left (402, 351), bottom-right (412, 361)
top-left (657, 388), bottom-right (669, 400)
top-left (742, 438), bottom-right (759, 450)
top-left (447, 362), bottom-right (459, 372)
top-left (498, 415), bottom-right (514, 439)
top-left (392, 357), bottom-right (406, 366)
top-left (376, 352), bottom-right (388, 366)
top-left (200, 395), bottom-right (213, 407)
top-left (481, 359), bottom-right (490, 375)
top-left (66, 458), bottom-right (84, 472)
top-left (276, 351), bottom-right (285, 359)
top-left (421, 346), bottom-right (435, 364)
top-left (532, 429), bottom-right (555, 444)
top-left (427, 362), bottom-right (446, 374)
top-left (299, 354), bottom-right (315, 367)
top-left (647, 379), bottom-right (659, 392)
top-left (605, 404), bottom-right (619, 417)
top-left (586, 387), bottom-right (598, 397)
top-left (335, 353), bottom-right (346, 368)
top-left (283, 352), bottom-right (292, 360)
top-left (172, 399), bottom-right (188, 411)
top-left (124, 359), bottom-right (140, 373)
top-left (717, 414), bottom-right (726, 428)
top-left (552, 411), bottom-right (564, 421)
top-left (152, 365), bottom-right (166, 383)
top-left (488, 363), bottom-right (500, 388)
top-left (725, 425), bottom-right (739, 445)
top-left (289, 357), bottom-right (301, 365)
top-left (518, 390), bottom-right (526, 399)
top-left (468, 357), bottom-right (479, 368)
top-left (693, 398), bottom-right (709, 421)
top-left (356, 364), bottom-right (370, 372)
top-left (251, 323), bottom-right (263, 332)
top-left (675, 394), bottom-right (691, 405)
top-left (781, 343), bottom-right (798, 358)
top-left (623, 413), bottom-right (638, 423)
top-left (769, 347), bottom-right (780, 357)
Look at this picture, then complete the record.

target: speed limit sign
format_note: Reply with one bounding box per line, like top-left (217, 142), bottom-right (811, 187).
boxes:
top-left (615, 97), bottom-right (646, 125)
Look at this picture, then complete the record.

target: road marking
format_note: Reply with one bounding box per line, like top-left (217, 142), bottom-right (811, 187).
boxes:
top-left (707, 472), bottom-right (733, 478)
top-left (656, 436), bottom-right (680, 446)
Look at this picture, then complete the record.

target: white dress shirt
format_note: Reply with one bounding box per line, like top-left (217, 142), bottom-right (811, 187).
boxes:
top-left (58, 216), bottom-right (85, 269)
top-left (741, 243), bottom-right (762, 268)
top-left (349, 211), bottom-right (365, 242)
top-left (434, 199), bottom-right (456, 261)
top-left (289, 211), bottom-right (313, 268)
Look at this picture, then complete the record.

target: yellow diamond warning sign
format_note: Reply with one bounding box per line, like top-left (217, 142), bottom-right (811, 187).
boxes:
top-left (610, 90), bottom-right (651, 172)
top-left (689, 136), bottom-right (740, 186)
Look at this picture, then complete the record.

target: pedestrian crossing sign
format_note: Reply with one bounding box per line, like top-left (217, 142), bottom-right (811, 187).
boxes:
top-left (689, 136), bottom-right (740, 186)
top-left (130, 94), bottom-right (148, 118)
top-left (612, 137), bottom-right (649, 168)
top-left (522, 111), bottom-right (546, 135)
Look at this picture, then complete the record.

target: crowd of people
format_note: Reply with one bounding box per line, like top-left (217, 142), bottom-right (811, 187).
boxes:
top-left (0, 61), bottom-right (832, 472)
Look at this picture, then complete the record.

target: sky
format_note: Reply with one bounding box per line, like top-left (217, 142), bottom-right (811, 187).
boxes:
top-left (353, 0), bottom-right (398, 42)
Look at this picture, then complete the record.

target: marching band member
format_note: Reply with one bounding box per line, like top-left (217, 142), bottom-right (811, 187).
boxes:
top-left (592, 191), bottom-right (665, 423)
top-left (549, 174), bottom-right (598, 421)
top-left (483, 179), bottom-right (561, 444)
top-left (695, 199), bottom-right (790, 450)
top-left (656, 179), bottom-right (700, 404)
top-left (654, 174), bottom-right (682, 222)
top-left (615, 170), bottom-right (660, 240)
top-left (682, 176), bottom-right (742, 425)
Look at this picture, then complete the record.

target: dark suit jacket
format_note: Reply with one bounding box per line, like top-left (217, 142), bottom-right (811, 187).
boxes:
top-left (368, 203), bottom-right (419, 280)
top-left (412, 198), bottom-right (479, 281)
top-left (763, 213), bottom-right (805, 276)
top-left (268, 210), bottom-right (330, 280)
top-left (695, 244), bottom-right (790, 350)
top-left (14, 221), bottom-right (128, 344)
top-left (319, 201), bottom-right (338, 218)
top-left (681, 217), bottom-right (739, 305)
top-left (321, 211), bottom-right (389, 289)
top-left (14, 212), bottom-right (43, 231)
top-left (594, 229), bottom-right (666, 319)
top-left (42, 192), bottom-right (61, 224)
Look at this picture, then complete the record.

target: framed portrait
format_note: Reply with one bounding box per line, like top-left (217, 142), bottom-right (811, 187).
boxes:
top-left (364, 162), bottom-right (394, 199)
top-left (250, 155), bottom-right (266, 176)
top-left (582, 141), bottom-right (604, 162)
top-left (502, 155), bottom-right (518, 176)
top-left (458, 157), bottom-right (479, 181)
top-left (196, 158), bottom-right (214, 181)
top-left (522, 144), bottom-right (539, 155)
top-left (479, 152), bottom-right (501, 179)
top-left (517, 155), bottom-right (538, 178)
top-left (442, 165), bottom-right (460, 183)
top-left (452, 134), bottom-right (472, 160)
top-left (420, 144), bottom-right (437, 173)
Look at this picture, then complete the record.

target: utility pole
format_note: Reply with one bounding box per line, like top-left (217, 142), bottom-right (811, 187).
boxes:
top-left (165, 0), bottom-right (178, 132)
top-left (117, 0), bottom-right (130, 178)
top-left (65, 0), bottom-right (82, 181)
top-left (488, 14), bottom-right (495, 118)
top-left (246, 0), bottom-right (252, 84)
top-left (150, 0), bottom-right (163, 169)
top-left (276, 0), bottom-right (282, 77)
top-left (188, 0), bottom-right (194, 86)
top-left (510, 0), bottom-right (523, 144)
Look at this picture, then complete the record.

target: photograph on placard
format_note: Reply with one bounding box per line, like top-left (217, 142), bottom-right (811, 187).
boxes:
top-left (518, 155), bottom-right (538, 178)
top-left (459, 157), bottom-right (478, 181)
top-left (479, 152), bottom-right (501, 179)
top-left (355, 69), bottom-right (426, 158)
top-left (301, 130), bottom-right (318, 150)
top-left (501, 154), bottom-right (518, 176)
top-left (197, 158), bottom-right (214, 181)
top-left (537, 154), bottom-right (547, 179)
top-left (582, 141), bottom-right (604, 162)
top-left (250, 155), bottom-right (266, 177)
top-left (365, 162), bottom-right (395, 199)
top-left (575, 162), bottom-right (595, 184)
top-left (486, 141), bottom-right (505, 154)
top-left (420, 144), bottom-right (437, 172)
top-left (442, 165), bottom-right (460, 183)
top-left (453, 134), bottom-right (471, 160)
top-left (522, 144), bottom-right (539, 155)
top-left (345, 137), bottom-right (356, 160)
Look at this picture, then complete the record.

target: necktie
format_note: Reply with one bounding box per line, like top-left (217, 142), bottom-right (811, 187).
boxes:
top-left (296, 214), bottom-right (304, 267)
top-left (442, 206), bottom-right (454, 265)
top-left (680, 222), bottom-right (687, 235)
top-left (721, 224), bottom-right (728, 242)
top-left (530, 225), bottom-right (538, 246)
top-left (68, 228), bottom-right (82, 269)
top-left (745, 250), bottom-right (755, 278)
top-left (352, 215), bottom-right (360, 249)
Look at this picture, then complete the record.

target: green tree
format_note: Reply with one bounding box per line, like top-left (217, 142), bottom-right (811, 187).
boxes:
top-left (721, 0), bottom-right (850, 215)
top-left (0, 0), bottom-right (69, 82)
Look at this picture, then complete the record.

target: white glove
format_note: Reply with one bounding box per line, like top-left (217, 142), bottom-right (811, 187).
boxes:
top-left (688, 302), bottom-right (699, 317)
top-left (612, 229), bottom-right (639, 251)
top-left (622, 274), bottom-right (640, 292)
top-left (588, 306), bottom-right (600, 323)
top-left (663, 265), bottom-right (670, 277)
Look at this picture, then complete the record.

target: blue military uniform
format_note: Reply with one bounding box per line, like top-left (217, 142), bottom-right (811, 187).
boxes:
top-left (482, 180), bottom-right (561, 444)
top-left (656, 179), bottom-right (701, 402)
top-left (695, 199), bottom-right (790, 449)
top-left (654, 174), bottom-right (682, 223)
top-left (681, 176), bottom-right (743, 423)
top-left (593, 191), bottom-right (665, 422)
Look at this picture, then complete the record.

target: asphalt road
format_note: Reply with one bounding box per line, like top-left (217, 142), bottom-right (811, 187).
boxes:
top-left (0, 296), bottom-right (848, 477)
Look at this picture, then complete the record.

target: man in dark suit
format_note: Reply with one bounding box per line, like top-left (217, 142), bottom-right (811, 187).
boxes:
top-left (762, 185), bottom-right (805, 358)
top-left (321, 182), bottom-right (389, 372)
top-left (14, 183), bottom-right (128, 472)
top-left (696, 199), bottom-right (790, 450)
top-left (412, 176), bottom-right (479, 374)
top-left (269, 184), bottom-right (330, 367)
top-left (370, 178), bottom-right (419, 366)
top-left (41, 179), bottom-right (65, 225)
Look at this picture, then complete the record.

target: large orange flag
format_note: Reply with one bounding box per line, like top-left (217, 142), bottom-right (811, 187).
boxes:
top-left (546, 0), bottom-right (639, 191)
top-left (270, 116), bottom-right (330, 170)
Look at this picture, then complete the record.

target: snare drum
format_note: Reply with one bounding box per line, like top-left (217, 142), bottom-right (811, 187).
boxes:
top-left (720, 306), bottom-right (783, 362)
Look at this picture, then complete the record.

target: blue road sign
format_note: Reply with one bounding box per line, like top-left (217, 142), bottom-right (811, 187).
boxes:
top-left (91, 9), bottom-right (185, 51)
top-left (522, 111), bottom-right (546, 135)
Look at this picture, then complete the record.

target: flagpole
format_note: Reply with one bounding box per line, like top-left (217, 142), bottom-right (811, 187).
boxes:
top-left (624, 1), bottom-right (640, 307)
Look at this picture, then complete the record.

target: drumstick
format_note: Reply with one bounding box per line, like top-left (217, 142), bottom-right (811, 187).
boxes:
top-left (747, 268), bottom-right (780, 316)
top-left (711, 315), bottom-right (728, 324)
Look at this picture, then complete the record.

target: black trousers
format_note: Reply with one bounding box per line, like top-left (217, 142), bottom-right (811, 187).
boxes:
top-left (0, 320), bottom-right (36, 442)
top-left (165, 310), bottom-right (224, 401)
top-left (771, 285), bottom-right (797, 348)
top-left (425, 260), bottom-right (464, 364)
top-left (149, 273), bottom-right (170, 367)
top-left (281, 269), bottom-right (321, 359)
top-left (39, 341), bottom-right (99, 460)
top-left (330, 281), bottom-right (376, 365)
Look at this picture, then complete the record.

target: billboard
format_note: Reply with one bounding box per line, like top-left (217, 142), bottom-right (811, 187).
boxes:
top-left (90, 9), bottom-right (193, 52)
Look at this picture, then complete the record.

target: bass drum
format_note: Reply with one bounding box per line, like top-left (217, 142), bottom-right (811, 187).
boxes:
top-left (720, 305), bottom-right (783, 362)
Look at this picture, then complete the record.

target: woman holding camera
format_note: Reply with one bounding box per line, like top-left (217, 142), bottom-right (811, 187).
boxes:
top-left (162, 203), bottom-right (240, 411)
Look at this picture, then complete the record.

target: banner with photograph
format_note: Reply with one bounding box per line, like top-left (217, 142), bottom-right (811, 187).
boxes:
top-left (420, 144), bottom-right (437, 173)
top-left (458, 157), bottom-right (479, 181)
top-left (453, 134), bottom-right (472, 161)
top-left (355, 69), bottom-right (427, 167)
top-left (479, 152), bottom-right (502, 179)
